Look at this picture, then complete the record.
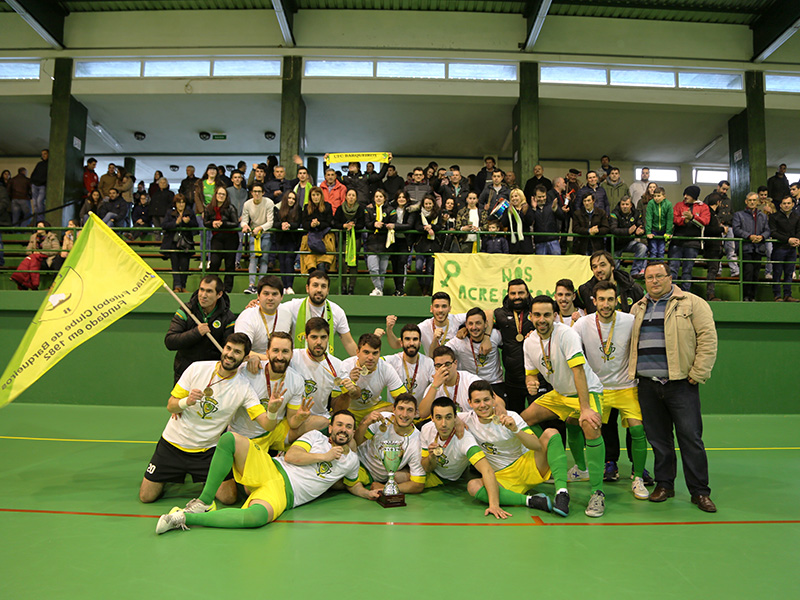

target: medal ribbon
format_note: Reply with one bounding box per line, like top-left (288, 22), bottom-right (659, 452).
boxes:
top-left (538, 334), bottom-right (553, 374)
top-left (595, 312), bottom-right (616, 358)
top-left (259, 306), bottom-right (279, 337)
top-left (205, 362), bottom-right (235, 394)
top-left (402, 356), bottom-right (419, 391)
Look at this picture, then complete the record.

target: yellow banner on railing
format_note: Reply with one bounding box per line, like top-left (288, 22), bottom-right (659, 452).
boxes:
top-left (326, 152), bottom-right (390, 164)
top-left (432, 253), bottom-right (593, 314)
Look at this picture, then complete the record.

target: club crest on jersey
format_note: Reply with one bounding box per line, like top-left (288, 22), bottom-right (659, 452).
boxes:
top-left (304, 379), bottom-right (317, 400)
top-left (436, 454), bottom-right (449, 467)
top-left (599, 342), bottom-right (617, 362)
top-left (476, 353), bottom-right (488, 366)
top-left (316, 461), bottom-right (333, 477)
top-left (359, 389), bottom-right (373, 404)
top-left (196, 396), bottom-right (219, 419)
top-left (212, 319), bottom-right (221, 329)
top-left (481, 442), bottom-right (499, 455)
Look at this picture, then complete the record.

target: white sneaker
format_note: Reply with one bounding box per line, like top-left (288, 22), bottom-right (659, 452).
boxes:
top-left (585, 490), bottom-right (605, 518)
top-left (793, 271), bottom-right (798, 281)
top-left (765, 273), bottom-right (773, 280)
top-left (285, 287), bottom-right (294, 295)
top-left (184, 498), bottom-right (213, 513)
top-left (632, 477), bottom-right (650, 500)
top-left (369, 288), bottom-right (383, 296)
top-left (567, 464), bottom-right (590, 482)
top-left (156, 508), bottom-right (189, 534)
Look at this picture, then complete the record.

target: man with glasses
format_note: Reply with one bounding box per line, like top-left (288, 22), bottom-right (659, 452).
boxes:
top-left (628, 262), bottom-right (718, 512)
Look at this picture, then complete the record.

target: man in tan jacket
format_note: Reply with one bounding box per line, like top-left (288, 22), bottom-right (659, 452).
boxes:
top-left (627, 261), bottom-right (718, 512)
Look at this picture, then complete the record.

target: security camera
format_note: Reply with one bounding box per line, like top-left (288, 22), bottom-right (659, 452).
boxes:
top-left (134, 131), bottom-right (146, 141)
top-left (199, 131), bottom-right (211, 141)
top-left (169, 165), bottom-right (179, 172)
top-left (264, 131), bottom-right (276, 140)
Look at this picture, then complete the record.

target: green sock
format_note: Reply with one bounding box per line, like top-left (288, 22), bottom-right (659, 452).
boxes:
top-left (474, 485), bottom-right (529, 507)
top-left (629, 424), bottom-right (648, 479)
top-left (585, 436), bottom-right (605, 493)
top-left (185, 504), bottom-right (270, 529)
top-left (546, 433), bottom-right (569, 491)
top-left (198, 431), bottom-right (236, 505)
top-left (566, 423), bottom-right (587, 470)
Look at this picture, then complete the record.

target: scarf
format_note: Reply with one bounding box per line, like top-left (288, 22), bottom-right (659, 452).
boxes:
top-left (295, 182), bottom-right (312, 207)
top-left (296, 298), bottom-right (335, 353)
top-left (421, 209), bottom-right (438, 240)
top-left (342, 201), bottom-right (359, 266)
top-left (508, 205), bottom-right (523, 245)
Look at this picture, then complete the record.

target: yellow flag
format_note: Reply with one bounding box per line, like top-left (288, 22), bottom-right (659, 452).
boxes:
top-left (433, 253), bottom-right (593, 314)
top-left (0, 213), bottom-right (165, 407)
top-left (326, 152), bottom-right (390, 164)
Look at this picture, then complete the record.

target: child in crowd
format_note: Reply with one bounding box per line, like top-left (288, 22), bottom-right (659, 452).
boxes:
top-left (480, 219), bottom-right (509, 254)
top-left (128, 192), bottom-right (152, 240)
top-left (645, 186), bottom-right (673, 258)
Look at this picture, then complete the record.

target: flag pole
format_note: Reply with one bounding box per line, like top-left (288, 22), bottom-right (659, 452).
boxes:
top-left (161, 282), bottom-right (224, 353)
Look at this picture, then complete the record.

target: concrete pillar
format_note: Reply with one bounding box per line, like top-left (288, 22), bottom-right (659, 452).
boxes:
top-left (280, 56), bottom-right (305, 180)
top-left (728, 71), bottom-right (767, 211)
top-left (512, 62), bottom-right (540, 191)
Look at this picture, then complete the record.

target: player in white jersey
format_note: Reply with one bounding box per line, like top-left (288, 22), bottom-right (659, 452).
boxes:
top-left (573, 281), bottom-right (649, 500)
top-left (140, 333), bottom-right (275, 506)
top-left (554, 278), bottom-right (586, 327)
top-left (283, 270), bottom-right (357, 356)
top-left (462, 380), bottom-right (565, 515)
top-left (355, 394), bottom-right (425, 494)
top-left (382, 323), bottom-right (436, 405)
top-left (419, 346), bottom-right (493, 418)
top-left (446, 307), bottom-right (504, 394)
top-left (290, 317), bottom-right (347, 418)
top-left (520, 295), bottom-right (608, 518)
top-left (234, 276), bottom-right (292, 372)
top-left (420, 397), bottom-right (510, 519)
top-left (232, 332), bottom-right (329, 449)
top-left (156, 410), bottom-right (381, 534)
top-left (335, 333), bottom-right (407, 424)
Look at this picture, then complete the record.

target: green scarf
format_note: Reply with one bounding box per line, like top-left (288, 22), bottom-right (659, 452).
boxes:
top-left (295, 182), bottom-right (312, 207)
top-left (341, 201), bottom-right (359, 267)
top-left (295, 297), bottom-right (335, 353)
top-left (508, 205), bottom-right (523, 245)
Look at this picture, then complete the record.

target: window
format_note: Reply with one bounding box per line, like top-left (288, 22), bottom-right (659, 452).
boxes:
top-left (765, 74), bottom-right (800, 93)
top-left (540, 65), bottom-right (607, 85)
top-left (786, 172), bottom-right (800, 185)
top-left (609, 69), bottom-right (675, 88)
top-left (0, 61), bottom-right (40, 80)
top-left (693, 169), bottom-right (729, 185)
top-left (377, 61), bottom-right (445, 79)
top-left (143, 60), bottom-right (211, 78)
top-left (448, 63), bottom-right (518, 81)
top-left (212, 60), bottom-right (281, 77)
top-left (304, 60), bottom-right (373, 77)
top-left (635, 167), bottom-right (679, 183)
top-left (678, 72), bottom-right (742, 90)
top-left (75, 60), bottom-right (142, 78)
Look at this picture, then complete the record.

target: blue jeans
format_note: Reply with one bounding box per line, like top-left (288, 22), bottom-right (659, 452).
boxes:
top-left (31, 184), bottom-right (46, 223)
top-left (367, 254), bottom-right (389, 290)
top-left (638, 377), bottom-right (710, 496)
top-left (668, 245), bottom-right (698, 291)
top-left (771, 246), bottom-right (797, 297)
top-left (535, 240), bottom-right (561, 255)
top-left (103, 212), bottom-right (121, 226)
top-left (648, 237), bottom-right (666, 259)
top-left (615, 239), bottom-right (647, 273)
top-left (11, 198), bottom-right (31, 227)
top-left (61, 201), bottom-right (77, 228)
top-left (248, 232), bottom-right (272, 286)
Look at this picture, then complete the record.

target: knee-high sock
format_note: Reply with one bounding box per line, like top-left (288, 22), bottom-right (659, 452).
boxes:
top-left (198, 431), bottom-right (236, 505)
top-left (547, 433), bottom-right (569, 491)
top-left (566, 423), bottom-right (587, 470)
top-left (185, 504), bottom-right (270, 529)
top-left (585, 436), bottom-right (605, 493)
top-left (475, 485), bottom-right (528, 506)
top-left (629, 424), bottom-right (648, 479)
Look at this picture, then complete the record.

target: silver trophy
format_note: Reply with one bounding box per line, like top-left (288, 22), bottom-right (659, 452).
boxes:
top-left (377, 440), bottom-right (406, 507)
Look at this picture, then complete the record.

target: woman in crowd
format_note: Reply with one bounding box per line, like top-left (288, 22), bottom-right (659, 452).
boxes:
top-left (203, 185), bottom-right (239, 293)
top-left (415, 195), bottom-right (442, 296)
top-left (128, 192), bottom-right (152, 241)
top-left (148, 176), bottom-right (174, 229)
top-left (194, 163), bottom-right (219, 215)
top-left (273, 190), bottom-right (303, 295)
top-left (148, 170), bottom-right (164, 197)
top-left (389, 190), bottom-right (417, 296)
top-left (80, 189), bottom-right (103, 225)
top-left (501, 187), bottom-right (534, 254)
top-left (117, 172), bottom-right (135, 226)
top-left (12, 220), bottom-right (62, 290)
top-left (299, 186), bottom-right (335, 274)
top-left (333, 188), bottom-right (365, 295)
top-left (455, 191), bottom-right (487, 253)
top-left (638, 181), bottom-right (658, 211)
top-left (161, 194), bottom-right (196, 293)
top-left (364, 188), bottom-right (396, 296)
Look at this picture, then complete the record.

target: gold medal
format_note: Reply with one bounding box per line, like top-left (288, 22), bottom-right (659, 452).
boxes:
top-left (379, 422), bottom-right (387, 432)
top-left (203, 387), bottom-right (213, 397)
top-left (515, 333), bottom-right (524, 342)
top-left (333, 377), bottom-right (342, 386)
top-left (491, 414), bottom-right (501, 425)
top-left (360, 365), bottom-right (370, 377)
top-left (432, 446), bottom-right (443, 457)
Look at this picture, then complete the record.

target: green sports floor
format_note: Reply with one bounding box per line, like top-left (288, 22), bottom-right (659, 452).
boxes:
top-left (1, 404), bottom-right (797, 600)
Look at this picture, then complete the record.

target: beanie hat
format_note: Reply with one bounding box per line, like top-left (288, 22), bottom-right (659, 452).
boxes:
top-left (683, 185), bottom-right (700, 201)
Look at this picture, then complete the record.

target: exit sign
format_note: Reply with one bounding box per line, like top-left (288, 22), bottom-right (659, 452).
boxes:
top-left (212, 133), bottom-right (227, 140)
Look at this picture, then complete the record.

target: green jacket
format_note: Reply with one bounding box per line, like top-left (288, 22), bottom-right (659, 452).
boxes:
top-left (645, 199), bottom-right (674, 235)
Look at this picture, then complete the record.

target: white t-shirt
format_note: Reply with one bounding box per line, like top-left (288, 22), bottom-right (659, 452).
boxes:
top-left (446, 330), bottom-right (504, 383)
top-left (340, 356), bottom-right (406, 412)
top-left (418, 313), bottom-right (466, 356)
top-left (383, 352), bottom-right (436, 404)
top-left (356, 412), bottom-right (426, 484)
top-left (234, 305), bottom-right (292, 355)
top-left (555, 309), bottom-right (585, 328)
top-left (419, 423), bottom-right (486, 481)
top-left (460, 410), bottom-right (533, 472)
top-left (284, 297), bottom-right (350, 341)
top-left (523, 322), bottom-right (603, 396)
top-left (291, 348), bottom-right (345, 418)
top-left (573, 311), bottom-right (637, 391)
top-left (423, 370), bottom-right (482, 413)
top-left (164, 361), bottom-right (262, 450)
top-left (275, 430), bottom-right (360, 508)
top-left (230, 362), bottom-right (304, 438)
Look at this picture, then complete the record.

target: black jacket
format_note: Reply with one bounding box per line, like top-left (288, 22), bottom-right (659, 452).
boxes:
top-left (571, 207), bottom-right (610, 255)
top-left (149, 188), bottom-right (175, 219)
top-left (577, 269), bottom-right (643, 314)
top-left (531, 202), bottom-right (560, 242)
top-left (363, 203), bottom-right (397, 253)
top-left (494, 293), bottom-right (535, 387)
top-left (203, 203), bottom-right (240, 242)
top-left (610, 205), bottom-right (643, 246)
top-left (769, 210), bottom-right (800, 250)
top-left (31, 159), bottom-right (48, 186)
top-left (523, 176), bottom-right (553, 200)
top-left (161, 207), bottom-right (196, 258)
top-left (164, 289), bottom-right (236, 383)
top-left (273, 204), bottom-right (303, 248)
top-left (768, 172), bottom-right (790, 207)
top-left (343, 163), bottom-right (389, 205)
top-left (704, 206), bottom-right (725, 259)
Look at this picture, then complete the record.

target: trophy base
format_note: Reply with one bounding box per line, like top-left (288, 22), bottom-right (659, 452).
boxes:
top-left (377, 491), bottom-right (406, 508)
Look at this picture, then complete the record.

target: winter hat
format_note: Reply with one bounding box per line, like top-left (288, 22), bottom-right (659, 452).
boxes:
top-left (683, 185), bottom-right (701, 201)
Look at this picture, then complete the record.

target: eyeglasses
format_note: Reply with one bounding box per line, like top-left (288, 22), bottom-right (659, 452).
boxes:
top-left (644, 274), bottom-right (670, 282)
top-left (434, 361), bottom-right (454, 369)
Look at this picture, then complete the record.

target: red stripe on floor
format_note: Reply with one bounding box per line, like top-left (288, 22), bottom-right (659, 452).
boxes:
top-left (0, 508), bottom-right (158, 519)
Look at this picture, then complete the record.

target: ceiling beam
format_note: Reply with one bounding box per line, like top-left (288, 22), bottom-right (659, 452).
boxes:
top-left (752, 0), bottom-right (800, 62)
top-left (271, 0), bottom-right (295, 48)
top-left (523, 0), bottom-right (552, 52)
top-left (5, 0), bottom-right (66, 49)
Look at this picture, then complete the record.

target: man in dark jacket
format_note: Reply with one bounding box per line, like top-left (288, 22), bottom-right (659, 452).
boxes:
top-left (703, 180), bottom-right (738, 277)
top-left (164, 274), bottom-right (236, 382)
top-left (523, 164), bottom-right (553, 200)
top-left (30, 149), bottom-right (48, 224)
top-left (609, 195), bottom-right (647, 277)
top-left (492, 279), bottom-right (536, 413)
top-left (402, 166), bottom-right (431, 207)
top-left (669, 185), bottom-right (710, 291)
top-left (439, 167), bottom-right (471, 209)
top-left (576, 171), bottom-right (609, 216)
top-left (382, 164), bottom-right (405, 200)
top-left (531, 185), bottom-right (561, 254)
top-left (571, 192), bottom-right (609, 256)
top-left (732, 191), bottom-right (771, 301)
top-left (769, 195), bottom-right (800, 302)
top-left (767, 164), bottom-right (790, 208)
top-left (341, 155), bottom-right (392, 206)
top-left (9, 167), bottom-right (32, 227)
top-left (179, 166), bottom-right (199, 201)
top-left (475, 156), bottom-right (498, 192)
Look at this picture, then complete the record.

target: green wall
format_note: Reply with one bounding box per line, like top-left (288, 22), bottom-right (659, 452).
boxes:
top-left (1, 290), bottom-right (797, 414)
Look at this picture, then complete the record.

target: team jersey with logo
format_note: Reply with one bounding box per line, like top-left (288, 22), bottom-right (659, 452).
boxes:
top-left (460, 410), bottom-right (533, 471)
top-left (230, 363), bottom-right (304, 438)
top-left (291, 348), bottom-right (345, 418)
top-left (340, 356), bottom-right (407, 411)
top-left (384, 352), bottom-right (436, 404)
top-left (420, 423), bottom-right (485, 481)
top-left (357, 412), bottom-right (426, 484)
top-left (164, 361), bottom-right (262, 450)
top-left (418, 313), bottom-right (466, 356)
top-left (233, 305), bottom-right (292, 355)
top-left (523, 322), bottom-right (603, 395)
top-left (573, 311), bottom-right (637, 390)
top-left (446, 329), bottom-right (504, 383)
top-left (283, 297), bottom-right (351, 338)
top-left (275, 430), bottom-right (360, 508)
top-left (423, 370), bottom-right (482, 413)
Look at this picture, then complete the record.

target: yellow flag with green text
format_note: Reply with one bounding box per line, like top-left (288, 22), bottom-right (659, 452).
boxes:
top-left (433, 253), bottom-right (593, 314)
top-left (0, 213), bottom-right (165, 407)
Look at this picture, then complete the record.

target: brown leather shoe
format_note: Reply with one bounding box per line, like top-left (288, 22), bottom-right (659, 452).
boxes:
top-left (784, 295), bottom-right (800, 303)
top-left (649, 485), bottom-right (675, 502)
top-left (692, 495), bottom-right (717, 512)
